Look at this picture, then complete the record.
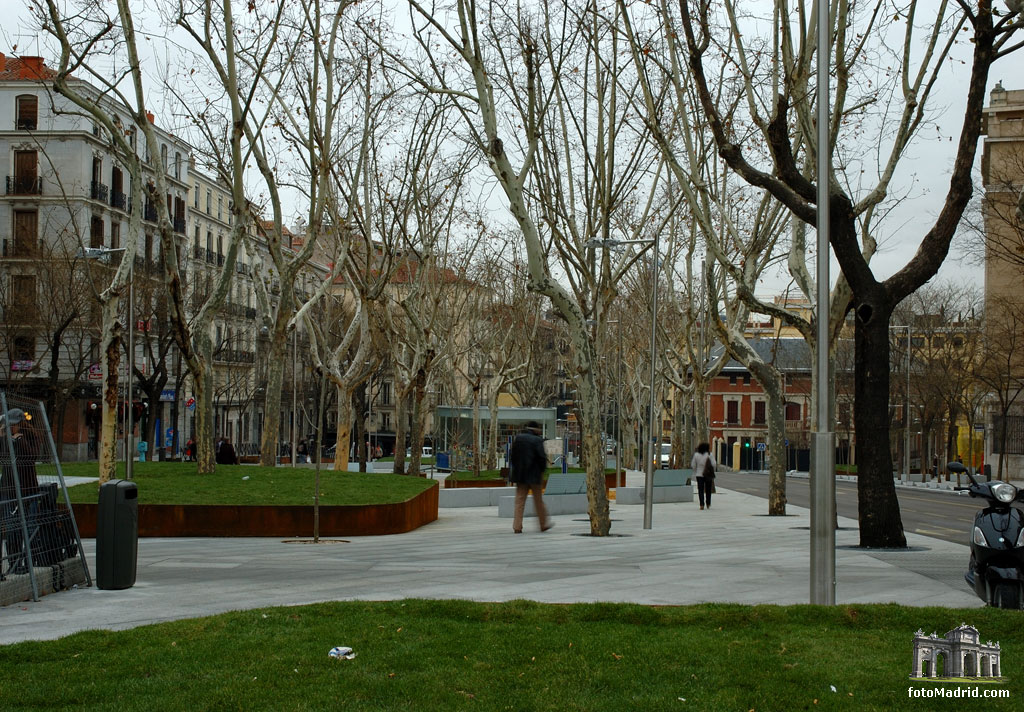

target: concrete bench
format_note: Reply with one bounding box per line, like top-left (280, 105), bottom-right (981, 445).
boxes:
top-left (439, 487), bottom-right (517, 508)
top-left (616, 468), bottom-right (694, 504)
top-left (498, 473), bottom-right (589, 518)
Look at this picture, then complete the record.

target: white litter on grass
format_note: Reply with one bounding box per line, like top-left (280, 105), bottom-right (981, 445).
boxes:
top-left (242, 476), bottom-right (250, 480)
top-left (329, 646), bottom-right (356, 660)
top-left (830, 685), bottom-right (837, 693)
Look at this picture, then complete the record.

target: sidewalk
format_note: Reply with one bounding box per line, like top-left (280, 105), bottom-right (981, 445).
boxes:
top-left (0, 476), bottom-right (981, 645)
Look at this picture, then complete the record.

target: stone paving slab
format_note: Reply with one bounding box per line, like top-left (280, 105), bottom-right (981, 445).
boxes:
top-left (0, 486), bottom-right (981, 645)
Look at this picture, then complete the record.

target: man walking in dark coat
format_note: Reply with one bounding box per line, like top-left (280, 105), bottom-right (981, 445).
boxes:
top-left (508, 421), bottom-right (552, 534)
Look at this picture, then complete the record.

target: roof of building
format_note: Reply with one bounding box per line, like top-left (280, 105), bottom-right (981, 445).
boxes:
top-left (712, 338), bottom-right (813, 373)
top-left (0, 53), bottom-right (59, 81)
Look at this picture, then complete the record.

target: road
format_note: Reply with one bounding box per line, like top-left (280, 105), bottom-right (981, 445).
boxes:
top-left (716, 470), bottom-right (977, 547)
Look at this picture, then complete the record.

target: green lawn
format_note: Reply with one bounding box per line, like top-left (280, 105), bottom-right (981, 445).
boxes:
top-left (1, 600), bottom-right (1019, 710)
top-left (57, 462), bottom-right (435, 506)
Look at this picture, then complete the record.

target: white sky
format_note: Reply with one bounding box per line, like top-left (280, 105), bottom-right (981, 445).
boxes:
top-left (2, 0), bottom-right (1006, 297)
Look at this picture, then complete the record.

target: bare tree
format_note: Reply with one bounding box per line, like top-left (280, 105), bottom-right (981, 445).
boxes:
top-left (634, 0), bottom-right (1024, 547)
top-left (976, 295), bottom-right (1024, 480)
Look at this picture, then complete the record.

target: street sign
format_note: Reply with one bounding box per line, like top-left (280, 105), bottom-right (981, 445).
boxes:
top-left (756, 442), bottom-right (767, 452)
top-left (974, 423), bottom-right (985, 432)
top-left (159, 388), bottom-right (176, 402)
top-left (186, 397), bottom-right (196, 411)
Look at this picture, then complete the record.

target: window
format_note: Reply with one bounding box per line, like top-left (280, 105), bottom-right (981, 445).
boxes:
top-left (90, 215), bottom-right (104, 249)
top-left (12, 275), bottom-right (36, 319)
top-left (743, 374), bottom-right (751, 385)
top-left (932, 335), bottom-right (945, 349)
top-left (753, 401), bottom-right (766, 424)
top-left (193, 184), bottom-right (200, 208)
top-left (174, 151), bottom-right (182, 179)
top-left (729, 374), bottom-right (737, 385)
top-left (194, 225), bottom-right (201, 249)
top-left (381, 382), bottom-right (392, 405)
top-left (726, 400), bottom-right (739, 424)
top-left (145, 232), bottom-right (153, 265)
top-left (12, 334), bottom-right (35, 366)
top-left (12, 210), bottom-right (37, 256)
top-left (161, 144), bottom-right (168, 172)
top-left (206, 230), bottom-right (213, 252)
top-left (217, 196), bottom-right (222, 221)
top-left (381, 412), bottom-right (391, 432)
top-left (206, 189), bottom-right (212, 213)
top-left (785, 402), bottom-right (801, 421)
top-left (16, 94), bottom-right (38, 130)
top-left (11, 150), bottom-right (39, 193)
top-left (110, 221), bottom-right (120, 250)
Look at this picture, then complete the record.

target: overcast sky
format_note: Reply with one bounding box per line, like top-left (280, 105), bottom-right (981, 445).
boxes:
top-left (2, 1), bottom-right (1007, 298)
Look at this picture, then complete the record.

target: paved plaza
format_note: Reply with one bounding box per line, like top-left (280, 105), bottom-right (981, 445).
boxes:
top-left (0, 472), bottom-right (981, 645)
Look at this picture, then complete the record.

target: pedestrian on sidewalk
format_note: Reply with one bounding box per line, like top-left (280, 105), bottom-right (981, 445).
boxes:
top-left (509, 420), bottom-right (553, 533)
top-left (691, 442), bottom-right (716, 510)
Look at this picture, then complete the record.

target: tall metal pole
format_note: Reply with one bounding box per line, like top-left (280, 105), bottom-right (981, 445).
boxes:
top-left (126, 264), bottom-right (134, 480)
top-left (905, 326), bottom-right (911, 480)
top-left (810, 0), bottom-right (836, 605)
top-left (291, 327), bottom-right (297, 467)
top-left (643, 231), bottom-right (660, 529)
top-left (616, 321), bottom-right (622, 483)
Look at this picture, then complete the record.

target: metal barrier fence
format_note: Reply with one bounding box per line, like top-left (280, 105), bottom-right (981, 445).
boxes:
top-left (1, 392), bottom-right (92, 605)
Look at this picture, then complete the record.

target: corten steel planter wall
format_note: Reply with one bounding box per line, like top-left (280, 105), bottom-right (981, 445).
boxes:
top-left (444, 478), bottom-right (507, 488)
top-left (70, 483), bottom-right (438, 537)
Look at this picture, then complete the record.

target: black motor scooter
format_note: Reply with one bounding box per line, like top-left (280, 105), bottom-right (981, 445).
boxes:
top-left (950, 461), bottom-right (1024, 609)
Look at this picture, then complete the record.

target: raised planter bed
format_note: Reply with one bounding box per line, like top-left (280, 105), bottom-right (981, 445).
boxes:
top-left (70, 482), bottom-right (438, 538)
top-left (444, 478), bottom-right (507, 488)
top-left (447, 470), bottom-right (625, 489)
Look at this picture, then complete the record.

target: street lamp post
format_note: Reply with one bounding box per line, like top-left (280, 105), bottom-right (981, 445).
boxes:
top-left (810, 0), bottom-right (836, 605)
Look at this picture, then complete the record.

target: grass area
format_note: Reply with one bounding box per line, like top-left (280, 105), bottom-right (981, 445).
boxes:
top-left (2, 600), bottom-right (1019, 710)
top-left (836, 464), bottom-right (859, 475)
top-left (447, 467), bottom-right (615, 482)
top-left (57, 462), bottom-right (435, 506)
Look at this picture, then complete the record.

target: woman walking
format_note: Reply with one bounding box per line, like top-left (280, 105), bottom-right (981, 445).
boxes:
top-left (690, 442), bottom-right (717, 511)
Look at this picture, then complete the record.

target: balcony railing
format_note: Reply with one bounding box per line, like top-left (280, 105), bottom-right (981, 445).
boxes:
top-left (205, 248), bottom-right (216, 264)
top-left (6, 175), bottom-right (42, 195)
top-left (90, 181), bottom-right (109, 202)
top-left (111, 190), bottom-right (128, 211)
top-left (213, 349), bottom-right (255, 364)
top-left (2, 238), bottom-right (41, 258)
top-left (193, 244), bottom-right (204, 259)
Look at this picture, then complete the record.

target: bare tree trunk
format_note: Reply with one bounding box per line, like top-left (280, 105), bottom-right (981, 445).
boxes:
top-left (393, 388), bottom-right (408, 474)
top-left (333, 383), bottom-right (354, 472)
top-left (471, 384), bottom-right (482, 476)
top-left (485, 389), bottom-right (500, 470)
top-left (259, 332), bottom-right (289, 466)
top-left (855, 301), bottom-right (907, 547)
top-left (99, 297), bottom-right (123, 483)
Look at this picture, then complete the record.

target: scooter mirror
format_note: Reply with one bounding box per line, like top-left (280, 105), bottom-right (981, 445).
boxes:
top-left (947, 461), bottom-right (967, 474)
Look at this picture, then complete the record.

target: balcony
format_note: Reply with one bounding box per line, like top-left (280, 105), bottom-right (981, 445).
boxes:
top-left (111, 190), bottom-right (128, 212)
top-left (214, 349), bottom-right (255, 364)
top-left (6, 176), bottom-right (42, 195)
top-left (193, 244), bottom-right (204, 260)
top-left (90, 181), bottom-right (109, 202)
top-left (2, 238), bottom-right (40, 258)
top-left (205, 248), bottom-right (216, 264)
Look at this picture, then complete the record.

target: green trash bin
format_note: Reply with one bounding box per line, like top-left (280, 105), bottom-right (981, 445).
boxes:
top-left (96, 479), bottom-right (138, 590)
